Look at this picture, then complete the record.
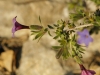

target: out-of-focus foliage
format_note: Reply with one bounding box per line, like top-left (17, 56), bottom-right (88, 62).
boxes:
top-left (91, 0), bottom-right (100, 6)
top-left (67, 0), bottom-right (85, 11)
top-left (67, 0), bottom-right (100, 34)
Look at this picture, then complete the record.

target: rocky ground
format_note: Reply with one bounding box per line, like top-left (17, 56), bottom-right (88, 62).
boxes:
top-left (0, 0), bottom-right (100, 75)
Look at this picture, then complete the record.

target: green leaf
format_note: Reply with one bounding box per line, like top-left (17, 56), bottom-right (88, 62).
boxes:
top-left (53, 35), bottom-right (60, 39)
top-left (47, 25), bottom-right (54, 29)
top-left (78, 48), bottom-right (85, 54)
top-left (70, 10), bottom-right (84, 21)
top-left (52, 46), bottom-right (61, 50)
top-left (78, 53), bottom-right (82, 58)
top-left (31, 30), bottom-right (40, 35)
top-left (34, 31), bottom-right (44, 40)
top-left (62, 46), bottom-right (70, 59)
top-left (48, 31), bottom-right (52, 36)
top-left (56, 49), bottom-right (63, 59)
top-left (34, 28), bottom-right (48, 41)
top-left (74, 56), bottom-right (82, 64)
top-left (71, 49), bottom-right (77, 57)
top-left (29, 25), bottom-right (43, 30)
top-left (37, 33), bottom-right (45, 42)
top-left (79, 50), bottom-right (84, 54)
top-left (44, 28), bottom-right (48, 32)
top-left (39, 16), bottom-right (41, 23)
top-left (53, 24), bottom-right (59, 27)
top-left (31, 30), bottom-right (40, 33)
top-left (73, 34), bottom-right (76, 39)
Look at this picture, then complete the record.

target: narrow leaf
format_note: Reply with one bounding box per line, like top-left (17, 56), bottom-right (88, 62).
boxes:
top-left (56, 49), bottom-right (63, 59)
top-left (29, 25), bottom-right (43, 30)
top-left (39, 16), bottom-right (41, 23)
top-left (53, 35), bottom-right (60, 39)
top-left (47, 25), bottom-right (54, 29)
top-left (34, 31), bottom-right (43, 40)
top-left (31, 30), bottom-right (40, 35)
top-left (52, 46), bottom-right (61, 50)
top-left (53, 24), bottom-right (58, 27)
top-left (48, 31), bottom-right (52, 36)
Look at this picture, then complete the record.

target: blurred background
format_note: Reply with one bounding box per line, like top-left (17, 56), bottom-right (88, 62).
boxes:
top-left (0, 0), bottom-right (100, 75)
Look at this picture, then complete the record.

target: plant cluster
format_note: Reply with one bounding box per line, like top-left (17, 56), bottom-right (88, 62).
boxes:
top-left (11, 1), bottom-right (100, 75)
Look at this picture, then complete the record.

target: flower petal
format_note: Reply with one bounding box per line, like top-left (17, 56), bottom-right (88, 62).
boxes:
top-left (12, 16), bottom-right (29, 37)
top-left (12, 16), bottom-right (17, 37)
top-left (77, 37), bottom-right (84, 44)
top-left (79, 64), bottom-right (96, 75)
top-left (77, 29), bottom-right (93, 47)
top-left (82, 29), bottom-right (89, 35)
top-left (88, 70), bottom-right (96, 74)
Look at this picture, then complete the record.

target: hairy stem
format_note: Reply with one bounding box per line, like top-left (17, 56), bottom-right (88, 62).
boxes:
top-left (67, 24), bottom-right (93, 31)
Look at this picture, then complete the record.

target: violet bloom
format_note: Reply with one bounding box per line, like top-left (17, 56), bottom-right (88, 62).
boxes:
top-left (12, 16), bottom-right (29, 37)
top-left (77, 29), bottom-right (93, 47)
top-left (79, 64), bottom-right (96, 75)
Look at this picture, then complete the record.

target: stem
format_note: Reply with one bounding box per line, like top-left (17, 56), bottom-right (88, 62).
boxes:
top-left (75, 24), bottom-right (93, 29)
top-left (67, 24), bottom-right (93, 31)
top-left (69, 31), bottom-right (72, 56)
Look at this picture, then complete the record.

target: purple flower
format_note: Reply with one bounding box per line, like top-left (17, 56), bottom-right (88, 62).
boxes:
top-left (79, 64), bottom-right (96, 75)
top-left (77, 29), bottom-right (93, 47)
top-left (12, 16), bottom-right (29, 37)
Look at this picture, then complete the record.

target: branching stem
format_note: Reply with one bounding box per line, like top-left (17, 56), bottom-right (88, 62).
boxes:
top-left (67, 24), bottom-right (93, 31)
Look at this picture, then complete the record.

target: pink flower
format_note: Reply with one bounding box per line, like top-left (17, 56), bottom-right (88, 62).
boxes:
top-left (12, 16), bottom-right (29, 37)
top-left (79, 64), bottom-right (96, 75)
